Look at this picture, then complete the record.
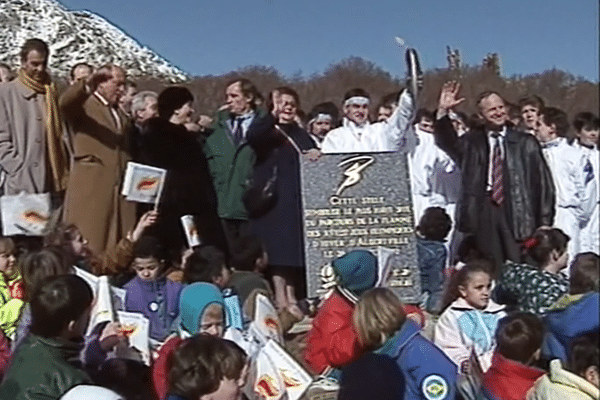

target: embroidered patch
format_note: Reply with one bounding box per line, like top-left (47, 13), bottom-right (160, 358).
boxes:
top-left (422, 374), bottom-right (448, 400)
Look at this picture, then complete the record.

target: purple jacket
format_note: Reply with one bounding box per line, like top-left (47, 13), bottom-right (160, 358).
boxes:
top-left (124, 276), bottom-right (183, 341)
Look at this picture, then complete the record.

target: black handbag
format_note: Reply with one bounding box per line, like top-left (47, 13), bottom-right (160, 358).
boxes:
top-left (243, 165), bottom-right (278, 218)
top-left (243, 124), bottom-right (302, 218)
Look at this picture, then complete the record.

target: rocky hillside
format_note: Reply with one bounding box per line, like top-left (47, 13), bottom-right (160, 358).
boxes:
top-left (0, 0), bottom-right (188, 81)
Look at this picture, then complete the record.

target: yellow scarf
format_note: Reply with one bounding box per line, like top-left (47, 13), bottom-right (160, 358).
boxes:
top-left (18, 69), bottom-right (68, 192)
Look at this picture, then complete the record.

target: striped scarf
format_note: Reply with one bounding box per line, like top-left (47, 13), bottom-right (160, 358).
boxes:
top-left (18, 69), bottom-right (68, 192)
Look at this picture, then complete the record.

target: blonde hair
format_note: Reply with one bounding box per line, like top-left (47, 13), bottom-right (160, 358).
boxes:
top-left (353, 288), bottom-right (406, 350)
top-left (0, 237), bottom-right (15, 255)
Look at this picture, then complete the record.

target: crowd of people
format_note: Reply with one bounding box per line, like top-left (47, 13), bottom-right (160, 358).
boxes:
top-left (0, 37), bottom-right (598, 400)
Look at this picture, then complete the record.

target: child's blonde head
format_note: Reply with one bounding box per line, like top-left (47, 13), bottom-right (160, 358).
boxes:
top-left (0, 237), bottom-right (15, 255)
top-left (353, 288), bottom-right (406, 350)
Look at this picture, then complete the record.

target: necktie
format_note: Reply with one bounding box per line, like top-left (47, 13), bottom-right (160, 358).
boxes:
top-left (584, 158), bottom-right (594, 185)
top-left (233, 117), bottom-right (243, 146)
top-left (491, 134), bottom-right (504, 205)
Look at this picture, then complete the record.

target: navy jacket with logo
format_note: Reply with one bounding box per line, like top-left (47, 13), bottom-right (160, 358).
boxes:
top-left (377, 320), bottom-right (458, 400)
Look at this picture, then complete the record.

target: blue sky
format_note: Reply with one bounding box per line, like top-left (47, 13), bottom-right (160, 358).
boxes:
top-left (59, 0), bottom-right (598, 82)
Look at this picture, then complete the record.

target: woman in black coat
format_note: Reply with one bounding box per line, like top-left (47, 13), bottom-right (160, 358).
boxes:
top-left (139, 86), bottom-right (225, 260)
top-left (246, 86), bottom-right (319, 308)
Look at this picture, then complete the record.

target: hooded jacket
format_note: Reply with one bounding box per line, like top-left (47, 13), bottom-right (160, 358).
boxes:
top-left (304, 290), bottom-right (362, 375)
top-left (527, 359), bottom-right (599, 400)
top-left (152, 283), bottom-right (224, 400)
top-left (541, 292), bottom-right (599, 363)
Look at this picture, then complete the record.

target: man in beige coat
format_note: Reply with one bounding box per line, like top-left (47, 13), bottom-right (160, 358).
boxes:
top-left (0, 39), bottom-right (68, 195)
top-left (60, 64), bottom-right (136, 255)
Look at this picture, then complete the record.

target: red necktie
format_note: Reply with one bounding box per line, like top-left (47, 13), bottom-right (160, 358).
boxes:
top-left (491, 134), bottom-right (504, 205)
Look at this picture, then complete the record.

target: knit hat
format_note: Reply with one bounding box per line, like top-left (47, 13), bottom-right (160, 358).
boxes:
top-left (60, 385), bottom-right (124, 400)
top-left (179, 282), bottom-right (224, 335)
top-left (332, 250), bottom-right (378, 301)
top-left (157, 86), bottom-right (193, 119)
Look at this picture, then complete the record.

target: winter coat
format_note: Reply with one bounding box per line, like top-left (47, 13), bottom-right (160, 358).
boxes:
top-left (0, 78), bottom-right (57, 194)
top-left (479, 352), bottom-right (545, 400)
top-left (376, 320), bottom-right (458, 400)
top-left (152, 335), bottom-right (183, 400)
top-left (124, 276), bottom-right (183, 341)
top-left (498, 261), bottom-right (569, 314)
top-left (203, 108), bottom-right (267, 221)
top-left (541, 292), bottom-right (599, 363)
top-left (0, 334), bottom-right (90, 400)
top-left (434, 297), bottom-right (506, 372)
top-left (247, 113), bottom-right (316, 267)
top-left (140, 117), bottom-right (225, 251)
top-left (60, 80), bottom-right (136, 255)
top-left (0, 269), bottom-right (24, 338)
top-left (527, 359), bottom-right (599, 400)
top-left (434, 116), bottom-right (555, 241)
top-left (0, 330), bottom-right (10, 381)
top-left (304, 290), bottom-right (362, 374)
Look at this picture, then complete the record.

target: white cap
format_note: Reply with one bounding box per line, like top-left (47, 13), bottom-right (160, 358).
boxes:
top-left (60, 385), bottom-right (124, 400)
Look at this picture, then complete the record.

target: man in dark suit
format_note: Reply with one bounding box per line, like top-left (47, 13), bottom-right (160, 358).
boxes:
top-left (434, 82), bottom-right (555, 271)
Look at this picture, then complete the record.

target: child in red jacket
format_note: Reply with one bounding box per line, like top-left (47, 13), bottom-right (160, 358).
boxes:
top-left (480, 312), bottom-right (546, 400)
top-left (304, 250), bottom-right (378, 375)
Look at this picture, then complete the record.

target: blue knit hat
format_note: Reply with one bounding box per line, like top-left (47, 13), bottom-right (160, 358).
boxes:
top-left (332, 250), bottom-right (378, 301)
top-left (179, 282), bottom-right (224, 335)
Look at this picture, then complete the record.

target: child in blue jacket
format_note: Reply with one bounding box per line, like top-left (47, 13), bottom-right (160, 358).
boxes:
top-left (416, 207), bottom-right (452, 314)
top-left (542, 252), bottom-right (599, 363)
top-left (352, 287), bottom-right (457, 400)
top-left (124, 236), bottom-right (183, 342)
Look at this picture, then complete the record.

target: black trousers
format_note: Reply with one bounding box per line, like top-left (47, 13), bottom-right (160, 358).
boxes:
top-left (221, 218), bottom-right (250, 258)
top-left (474, 194), bottom-right (520, 275)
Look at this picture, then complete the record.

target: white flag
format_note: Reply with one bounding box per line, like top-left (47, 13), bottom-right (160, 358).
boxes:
top-left (1, 192), bottom-right (51, 236)
top-left (250, 294), bottom-right (282, 344)
top-left (115, 310), bottom-right (151, 366)
top-left (121, 162), bottom-right (167, 205)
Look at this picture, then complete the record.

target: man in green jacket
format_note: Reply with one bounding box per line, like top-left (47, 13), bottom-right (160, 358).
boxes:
top-left (0, 275), bottom-right (93, 399)
top-left (203, 78), bottom-right (265, 255)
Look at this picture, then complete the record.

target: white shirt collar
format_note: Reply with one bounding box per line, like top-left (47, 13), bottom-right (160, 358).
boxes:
top-left (94, 91), bottom-right (110, 106)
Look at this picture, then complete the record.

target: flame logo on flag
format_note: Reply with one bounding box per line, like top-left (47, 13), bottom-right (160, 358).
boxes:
top-left (264, 316), bottom-right (279, 331)
top-left (255, 375), bottom-right (280, 399)
top-left (136, 177), bottom-right (158, 191)
top-left (21, 210), bottom-right (50, 224)
top-left (279, 369), bottom-right (301, 388)
top-left (119, 324), bottom-right (137, 337)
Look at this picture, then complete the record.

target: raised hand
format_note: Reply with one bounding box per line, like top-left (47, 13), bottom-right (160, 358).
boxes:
top-left (99, 322), bottom-right (124, 351)
top-left (130, 210), bottom-right (159, 242)
top-left (437, 81), bottom-right (465, 115)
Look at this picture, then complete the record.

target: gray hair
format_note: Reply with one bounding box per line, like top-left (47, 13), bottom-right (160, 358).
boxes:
top-left (131, 90), bottom-right (158, 115)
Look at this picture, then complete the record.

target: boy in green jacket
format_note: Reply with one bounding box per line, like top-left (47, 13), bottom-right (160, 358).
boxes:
top-left (0, 275), bottom-right (93, 400)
